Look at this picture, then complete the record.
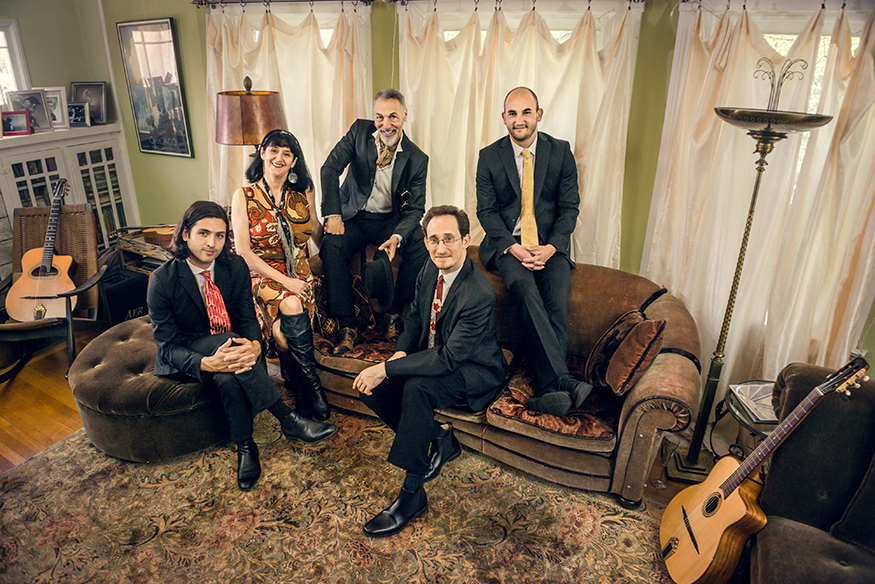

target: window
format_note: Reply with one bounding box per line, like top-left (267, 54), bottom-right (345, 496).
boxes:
top-left (0, 19), bottom-right (30, 105)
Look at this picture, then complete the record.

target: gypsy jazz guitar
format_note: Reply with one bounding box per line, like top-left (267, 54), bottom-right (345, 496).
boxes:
top-left (659, 356), bottom-right (870, 584)
top-left (7, 178), bottom-right (77, 322)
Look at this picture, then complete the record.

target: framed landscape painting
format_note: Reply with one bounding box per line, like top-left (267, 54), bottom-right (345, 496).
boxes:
top-left (117, 18), bottom-right (192, 157)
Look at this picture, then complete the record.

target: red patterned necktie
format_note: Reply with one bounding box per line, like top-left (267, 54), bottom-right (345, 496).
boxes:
top-left (428, 275), bottom-right (444, 349)
top-left (201, 270), bottom-right (231, 335)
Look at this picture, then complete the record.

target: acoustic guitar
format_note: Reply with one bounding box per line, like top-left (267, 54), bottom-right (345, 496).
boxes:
top-left (660, 356), bottom-right (870, 584)
top-left (7, 178), bottom-right (78, 322)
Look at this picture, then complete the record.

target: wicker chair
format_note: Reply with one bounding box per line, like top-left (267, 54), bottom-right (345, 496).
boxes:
top-left (0, 203), bottom-right (106, 381)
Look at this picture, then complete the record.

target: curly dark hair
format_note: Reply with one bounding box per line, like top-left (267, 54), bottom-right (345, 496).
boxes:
top-left (170, 200), bottom-right (234, 262)
top-left (244, 129), bottom-right (312, 191)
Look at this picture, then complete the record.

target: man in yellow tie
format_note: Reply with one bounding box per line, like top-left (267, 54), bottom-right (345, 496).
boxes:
top-left (476, 87), bottom-right (591, 417)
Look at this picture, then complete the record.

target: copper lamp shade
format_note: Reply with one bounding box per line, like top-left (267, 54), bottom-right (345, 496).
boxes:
top-left (216, 76), bottom-right (287, 145)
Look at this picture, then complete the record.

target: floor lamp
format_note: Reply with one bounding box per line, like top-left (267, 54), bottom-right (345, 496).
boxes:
top-left (666, 58), bottom-right (833, 482)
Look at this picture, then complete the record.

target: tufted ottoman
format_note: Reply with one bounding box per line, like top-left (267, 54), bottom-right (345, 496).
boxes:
top-left (68, 315), bottom-right (230, 462)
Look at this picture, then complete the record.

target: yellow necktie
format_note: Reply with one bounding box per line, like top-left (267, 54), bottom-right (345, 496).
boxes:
top-left (520, 149), bottom-right (538, 247)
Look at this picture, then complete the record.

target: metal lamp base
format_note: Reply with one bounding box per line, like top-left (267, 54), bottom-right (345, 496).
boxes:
top-left (663, 441), bottom-right (715, 483)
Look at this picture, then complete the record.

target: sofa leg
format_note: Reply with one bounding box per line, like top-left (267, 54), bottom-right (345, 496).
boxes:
top-left (616, 495), bottom-right (642, 509)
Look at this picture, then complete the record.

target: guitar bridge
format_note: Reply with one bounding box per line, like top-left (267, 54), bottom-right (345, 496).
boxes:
top-left (661, 537), bottom-right (678, 560)
top-left (33, 303), bottom-right (47, 320)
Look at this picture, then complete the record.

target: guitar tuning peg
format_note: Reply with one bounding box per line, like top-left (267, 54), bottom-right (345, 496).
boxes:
top-left (845, 390), bottom-right (852, 396)
top-left (853, 383), bottom-right (861, 388)
top-left (864, 376), bottom-right (870, 382)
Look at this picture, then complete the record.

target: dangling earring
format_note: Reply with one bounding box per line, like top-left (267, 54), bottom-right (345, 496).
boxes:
top-left (288, 172), bottom-right (298, 184)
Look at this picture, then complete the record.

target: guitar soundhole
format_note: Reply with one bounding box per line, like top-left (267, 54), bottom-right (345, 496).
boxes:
top-left (31, 265), bottom-right (59, 278)
top-left (703, 494), bottom-right (721, 517)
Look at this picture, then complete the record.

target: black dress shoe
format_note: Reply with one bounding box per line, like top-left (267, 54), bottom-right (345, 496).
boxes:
top-left (557, 374), bottom-right (593, 408)
top-left (423, 429), bottom-right (461, 482)
top-left (236, 438), bottom-right (261, 491)
top-left (526, 391), bottom-right (572, 416)
top-left (363, 486), bottom-right (428, 538)
top-left (279, 411), bottom-right (338, 444)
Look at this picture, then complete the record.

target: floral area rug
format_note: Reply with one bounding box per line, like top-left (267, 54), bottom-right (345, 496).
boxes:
top-left (0, 410), bottom-right (671, 584)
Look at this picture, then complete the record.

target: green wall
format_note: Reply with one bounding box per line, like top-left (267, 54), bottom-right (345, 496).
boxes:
top-left (4, 0), bottom-right (874, 360)
top-left (101, 0), bottom-right (210, 224)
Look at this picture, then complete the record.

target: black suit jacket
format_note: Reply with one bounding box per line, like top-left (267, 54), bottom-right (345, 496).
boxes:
top-left (385, 256), bottom-right (507, 412)
top-left (475, 132), bottom-right (579, 268)
top-left (320, 119), bottom-right (428, 243)
top-left (147, 255), bottom-right (262, 381)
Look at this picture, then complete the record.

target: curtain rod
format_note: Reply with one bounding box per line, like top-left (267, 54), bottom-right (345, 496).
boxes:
top-left (191, 0), bottom-right (378, 7)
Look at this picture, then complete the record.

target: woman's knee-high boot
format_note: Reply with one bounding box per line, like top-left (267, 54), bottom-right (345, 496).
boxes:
top-left (276, 346), bottom-right (313, 419)
top-left (279, 312), bottom-right (331, 421)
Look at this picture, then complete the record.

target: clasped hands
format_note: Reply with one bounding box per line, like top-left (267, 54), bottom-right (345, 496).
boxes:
top-left (510, 243), bottom-right (556, 271)
top-left (324, 216), bottom-right (400, 261)
top-left (354, 351), bottom-right (406, 395)
top-left (201, 338), bottom-right (261, 374)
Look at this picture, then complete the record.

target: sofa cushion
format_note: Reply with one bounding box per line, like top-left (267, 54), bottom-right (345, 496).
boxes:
top-left (605, 319), bottom-right (666, 396)
top-left (584, 309), bottom-right (645, 387)
top-left (486, 357), bottom-right (621, 453)
top-left (831, 450), bottom-right (875, 554)
top-left (752, 515), bottom-right (875, 584)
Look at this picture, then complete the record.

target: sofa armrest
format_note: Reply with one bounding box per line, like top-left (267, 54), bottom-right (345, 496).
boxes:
top-left (608, 289), bottom-right (701, 502)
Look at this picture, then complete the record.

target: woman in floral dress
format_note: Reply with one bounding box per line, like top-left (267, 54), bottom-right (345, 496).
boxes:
top-left (231, 129), bottom-right (330, 421)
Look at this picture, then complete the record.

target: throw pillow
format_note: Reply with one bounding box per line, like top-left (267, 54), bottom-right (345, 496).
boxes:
top-left (605, 319), bottom-right (666, 396)
top-left (830, 449), bottom-right (875, 554)
top-left (585, 310), bottom-right (645, 387)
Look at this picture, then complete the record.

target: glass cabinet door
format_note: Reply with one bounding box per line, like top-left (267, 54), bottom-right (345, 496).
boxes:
top-left (73, 141), bottom-right (127, 248)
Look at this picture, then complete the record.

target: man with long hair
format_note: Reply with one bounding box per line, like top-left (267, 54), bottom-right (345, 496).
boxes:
top-left (147, 201), bottom-right (337, 492)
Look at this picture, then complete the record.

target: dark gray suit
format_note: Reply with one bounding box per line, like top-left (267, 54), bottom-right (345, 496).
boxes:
top-left (476, 132), bottom-right (580, 391)
top-left (320, 119), bottom-right (429, 317)
top-left (359, 256), bottom-right (506, 475)
top-left (147, 255), bottom-right (280, 442)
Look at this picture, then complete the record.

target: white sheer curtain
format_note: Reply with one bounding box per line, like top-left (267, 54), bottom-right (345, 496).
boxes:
top-left (642, 2), bottom-right (875, 406)
top-left (764, 10), bottom-right (875, 374)
top-left (397, 0), bottom-right (642, 267)
top-left (205, 4), bottom-right (372, 210)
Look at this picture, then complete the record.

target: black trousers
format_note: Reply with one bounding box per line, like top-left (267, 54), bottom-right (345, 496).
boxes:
top-left (494, 251), bottom-right (571, 391)
top-left (359, 370), bottom-right (467, 476)
top-left (321, 211), bottom-right (428, 318)
top-left (187, 332), bottom-right (280, 444)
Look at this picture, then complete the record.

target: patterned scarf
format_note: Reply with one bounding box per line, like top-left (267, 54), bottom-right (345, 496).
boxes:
top-left (376, 135), bottom-right (401, 169)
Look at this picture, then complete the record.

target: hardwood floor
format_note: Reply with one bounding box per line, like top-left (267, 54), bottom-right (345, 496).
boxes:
top-left (0, 332), bottom-right (689, 506)
top-left (0, 332), bottom-right (97, 474)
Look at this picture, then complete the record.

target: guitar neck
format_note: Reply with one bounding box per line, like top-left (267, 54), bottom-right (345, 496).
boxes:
top-left (719, 357), bottom-right (868, 496)
top-left (39, 179), bottom-right (68, 270)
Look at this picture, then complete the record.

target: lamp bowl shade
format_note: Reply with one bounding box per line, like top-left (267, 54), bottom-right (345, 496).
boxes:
top-left (715, 108), bottom-right (832, 134)
top-left (216, 88), bottom-right (287, 145)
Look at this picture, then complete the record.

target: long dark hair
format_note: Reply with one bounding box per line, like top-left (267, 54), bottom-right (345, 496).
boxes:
top-left (170, 200), bottom-right (234, 262)
top-left (244, 129), bottom-right (312, 192)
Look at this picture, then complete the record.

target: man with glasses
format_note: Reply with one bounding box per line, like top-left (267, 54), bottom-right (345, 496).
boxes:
top-left (476, 86), bottom-right (592, 417)
top-left (320, 88), bottom-right (430, 354)
top-left (353, 205), bottom-right (506, 538)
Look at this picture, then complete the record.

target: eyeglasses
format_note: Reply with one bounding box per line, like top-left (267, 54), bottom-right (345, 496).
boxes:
top-left (426, 236), bottom-right (461, 248)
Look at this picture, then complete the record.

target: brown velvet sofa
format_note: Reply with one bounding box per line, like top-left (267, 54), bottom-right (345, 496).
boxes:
top-left (311, 245), bottom-right (701, 506)
top-left (743, 362), bottom-right (875, 584)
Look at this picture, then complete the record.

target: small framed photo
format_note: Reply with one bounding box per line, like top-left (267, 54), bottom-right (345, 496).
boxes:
top-left (71, 82), bottom-right (107, 125)
top-left (5, 89), bottom-right (53, 133)
top-left (1, 111), bottom-right (32, 136)
top-left (40, 86), bottom-right (69, 129)
top-left (68, 102), bottom-right (91, 127)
